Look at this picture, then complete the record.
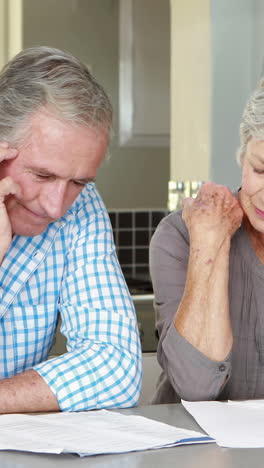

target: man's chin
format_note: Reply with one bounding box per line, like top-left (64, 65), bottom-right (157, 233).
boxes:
top-left (7, 203), bottom-right (52, 237)
top-left (11, 222), bottom-right (49, 237)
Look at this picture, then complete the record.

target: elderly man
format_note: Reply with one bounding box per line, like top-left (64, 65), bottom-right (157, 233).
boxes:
top-left (0, 46), bottom-right (141, 412)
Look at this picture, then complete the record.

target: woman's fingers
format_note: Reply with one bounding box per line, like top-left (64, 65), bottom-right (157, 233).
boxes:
top-left (182, 183), bottom-right (243, 241)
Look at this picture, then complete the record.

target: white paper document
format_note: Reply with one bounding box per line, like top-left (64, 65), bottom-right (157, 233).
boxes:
top-left (182, 399), bottom-right (264, 448)
top-left (0, 409), bottom-right (214, 456)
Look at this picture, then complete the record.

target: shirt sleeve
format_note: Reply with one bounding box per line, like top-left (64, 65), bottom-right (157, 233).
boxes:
top-left (149, 212), bottom-right (231, 401)
top-left (34, 189), bottom-right (142, 411)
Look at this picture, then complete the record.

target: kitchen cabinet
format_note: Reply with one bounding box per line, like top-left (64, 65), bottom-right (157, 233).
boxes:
top-left (133, 295), bottom-right (158, 353)
top-left (140, 352), bottom-right (161, 405)
top-left (119, 0), bottom-right (170, 147)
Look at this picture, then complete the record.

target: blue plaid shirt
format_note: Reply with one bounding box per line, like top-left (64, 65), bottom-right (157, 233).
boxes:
top-left (0, 184), bottom-right (142, 411)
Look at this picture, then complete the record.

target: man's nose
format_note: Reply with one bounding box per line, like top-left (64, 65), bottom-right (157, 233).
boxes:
top-left (39, 181), bottom-right (67, 219)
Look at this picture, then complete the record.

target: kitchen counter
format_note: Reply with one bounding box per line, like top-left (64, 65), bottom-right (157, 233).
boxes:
top-left (0, 403), bottom-right (263, 467)
top-left (132, 294), bottom-right (154, 302)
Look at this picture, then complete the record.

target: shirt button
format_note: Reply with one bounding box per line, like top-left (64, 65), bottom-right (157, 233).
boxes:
top-left (219, 364), bottom-right (226, 372)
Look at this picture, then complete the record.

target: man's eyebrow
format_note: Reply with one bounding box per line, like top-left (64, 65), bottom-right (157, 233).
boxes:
top-left (27, 166), bottom-right (54, 175)
top-left (75, 177), bottom-right (96, 184)
top-left (27, 166), bottom-right (95, 183)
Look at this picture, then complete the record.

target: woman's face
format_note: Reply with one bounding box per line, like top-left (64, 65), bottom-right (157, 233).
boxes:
top-left (240, 137), bottom-right (264, 234)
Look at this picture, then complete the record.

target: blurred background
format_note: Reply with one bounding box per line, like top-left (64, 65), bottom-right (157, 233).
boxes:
top-left (1, 0), bottom-right (263, 402)
top-left (1, 0), bottom-right (264, 210)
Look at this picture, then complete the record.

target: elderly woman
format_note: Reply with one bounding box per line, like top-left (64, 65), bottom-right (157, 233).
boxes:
top-left (150, 77), bottom-right (264, 403)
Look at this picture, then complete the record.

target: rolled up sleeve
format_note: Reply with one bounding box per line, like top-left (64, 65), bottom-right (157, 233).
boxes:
top-left (34, 306), bottom-right (141, 411)
top-left (34, 191), bottom-right (142, 411)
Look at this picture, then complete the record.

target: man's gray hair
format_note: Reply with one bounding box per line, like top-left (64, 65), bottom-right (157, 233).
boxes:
top-left (0, 46), bottom-right (113, 144)
top-left (237, 76), bottom-right (264, 164)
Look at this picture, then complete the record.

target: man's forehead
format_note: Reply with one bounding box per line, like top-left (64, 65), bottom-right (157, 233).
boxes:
top-left (21, 109), bottom-right (106, 147)
top-left (29, 112), bottom-right (77, 141)
top-left (28, 107), bottom-right (109, 138)
top-left (15, 107), bottom-right (108, 178)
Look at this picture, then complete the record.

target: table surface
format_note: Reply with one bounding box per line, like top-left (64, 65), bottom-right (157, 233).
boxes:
top-left (0, 403), bottom-right (263, 468)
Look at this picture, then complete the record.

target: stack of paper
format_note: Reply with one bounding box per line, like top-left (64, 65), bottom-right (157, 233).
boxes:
top-left (0, 409), bottom-right (214, 456)
top-left (182, 399), bottom-right (264, 448)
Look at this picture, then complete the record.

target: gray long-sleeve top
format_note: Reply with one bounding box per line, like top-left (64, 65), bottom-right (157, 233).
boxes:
top-left (149, 209), bottom-right (264, 403)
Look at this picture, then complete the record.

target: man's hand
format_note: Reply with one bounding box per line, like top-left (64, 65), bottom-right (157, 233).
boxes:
top-left (182, 182), bottom-right (243, 250)
top-left (0, 142), bottom-right (21, 263)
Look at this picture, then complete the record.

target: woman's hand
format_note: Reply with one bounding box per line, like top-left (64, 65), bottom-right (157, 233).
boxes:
top-left (174, 182), bottom-right (242, 362)
top-left (0, 142), bottom-right (21, 263)
top-left (182, 182), bottom-right (243, 249)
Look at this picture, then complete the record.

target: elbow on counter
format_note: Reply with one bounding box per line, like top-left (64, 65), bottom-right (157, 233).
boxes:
top-left (107, 354), bottom-right (143, 410)
top-left (36, 345), bottom-right (142, 413)
top-left (163, 351), bottom-right (231, 402)
top-left (169, 372), bottom-right (226, 402)
top-left (73, 353), bottom-right (143, 412)
top-left (159, 325), bottom-right (231, 403)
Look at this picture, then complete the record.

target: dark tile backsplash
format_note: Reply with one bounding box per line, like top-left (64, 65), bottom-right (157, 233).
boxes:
top-left (119, 212), bottom-right (133, 228)
top-left (109, 209), bottom-right (168, 280)
top-left (135, 230), bottom-right (149, 246)
top-left (119, 230), bottom-right (133, 246)
top-left (135, 212), bottom-right (149, 228)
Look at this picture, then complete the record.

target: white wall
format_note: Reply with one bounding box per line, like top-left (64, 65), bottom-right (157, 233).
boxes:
top-left (210, 0), bottom-right (255, 190)
top-left (254, 0), bottom-right (264, 83)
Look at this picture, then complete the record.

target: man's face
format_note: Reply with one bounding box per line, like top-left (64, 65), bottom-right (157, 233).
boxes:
top-left (240, 137), bottom-right (264, 235)
top-left (0, 109), bottom-right (108, 236)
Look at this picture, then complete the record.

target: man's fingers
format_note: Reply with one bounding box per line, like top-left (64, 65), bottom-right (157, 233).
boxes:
top-left (0, 177), bottom-right (22, 201)
top-left (0, 142), bottom-right (18, 162)
top-left (0, 148), bottom-right (18, 162)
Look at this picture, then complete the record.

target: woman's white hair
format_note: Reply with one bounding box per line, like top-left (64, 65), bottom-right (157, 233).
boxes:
top-left (0, 46), bottom-right (113, 145)
top-left (237, 76), bottom-right (264, 165)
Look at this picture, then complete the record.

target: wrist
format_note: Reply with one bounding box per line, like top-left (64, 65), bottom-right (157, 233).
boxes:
top-left (188, 237), bottom-right (231, 276)
top-left (190, 233), bottom-right (231, 255)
